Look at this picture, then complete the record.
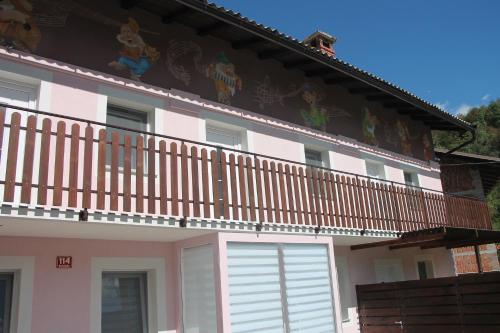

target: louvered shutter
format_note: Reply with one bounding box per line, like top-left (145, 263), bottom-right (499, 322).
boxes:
top-left (181, 245), bottom-right (217, 333)
top-left (227, 243), bottom-right (285, 333)
top-left (282, 244), bottom-right (336, 332)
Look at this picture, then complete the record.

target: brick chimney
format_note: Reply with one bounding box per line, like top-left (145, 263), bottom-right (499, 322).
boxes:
top-left (303, 30), bottom-right (336, 57)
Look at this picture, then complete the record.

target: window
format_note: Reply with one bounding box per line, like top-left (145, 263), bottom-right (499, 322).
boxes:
top-left (0, 274), bottom-right (13, 333)
top-left (374, 259), bottom-right (404, 283)
top-left (106, 105), bottom-right (149, 168)
top-left (206, 125), bottom-right (242, 150)
top-left (227, 243), bottom-right (337, 333)
top-left (416, 256), bottom-right (434, 280)
top-left (335, 257), bottom-right (352, 322)
top-left (181, 245), bottom-right (217, 333)
top-left (403, 171), bottom-right (419, 187)
top-left (305, 149), bottom-right (324, 168)
top-left (365, 160), bottom-right (386, 181)
top-left (101, 272), bottom-right (148, 333)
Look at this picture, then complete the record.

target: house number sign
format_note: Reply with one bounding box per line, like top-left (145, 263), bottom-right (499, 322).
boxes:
top-left (56, 256), bottom-right (72, 268)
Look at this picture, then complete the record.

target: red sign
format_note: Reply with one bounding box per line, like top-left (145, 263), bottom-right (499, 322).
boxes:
top-left (56, 256), bottom-right (72, 268)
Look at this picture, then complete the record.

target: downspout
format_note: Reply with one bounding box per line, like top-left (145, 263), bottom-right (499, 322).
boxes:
top-left (444, 125), bottom-right (476, 156)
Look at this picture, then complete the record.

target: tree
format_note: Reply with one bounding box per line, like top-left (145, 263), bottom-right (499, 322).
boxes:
top-left (433, 99), bottom-right (500, 230)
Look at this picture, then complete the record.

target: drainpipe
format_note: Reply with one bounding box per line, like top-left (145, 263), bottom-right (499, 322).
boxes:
top-left (444, 125), bottom-right (476, 156)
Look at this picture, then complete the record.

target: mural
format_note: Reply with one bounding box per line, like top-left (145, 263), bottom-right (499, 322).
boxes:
top-left (0, 0), bottom-right (41, 51)
top-left (0, 0), bottom-right (434, 161)
top-left (108, 18), bottom-right (160, 81)
top-left (422, 133), bottom-right (434, 161)
top-left (362, 108), bottom-right (379, 146)
top-left (205, 52), bottom-right (242, 104)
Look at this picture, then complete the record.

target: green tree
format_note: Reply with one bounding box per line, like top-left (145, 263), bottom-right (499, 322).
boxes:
top-left (433, 99), bottom-right (500, 230)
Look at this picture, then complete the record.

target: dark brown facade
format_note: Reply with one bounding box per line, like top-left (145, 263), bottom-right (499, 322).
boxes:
top-left (3, 0), bottom-right (434, 160)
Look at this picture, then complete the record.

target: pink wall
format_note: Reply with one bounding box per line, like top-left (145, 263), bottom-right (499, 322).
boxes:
top-left (0, 236), bottom-right (179, 333)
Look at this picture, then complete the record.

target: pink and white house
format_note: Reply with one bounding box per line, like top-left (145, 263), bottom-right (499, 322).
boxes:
top-left (0, 1), bottom-right (492, 332)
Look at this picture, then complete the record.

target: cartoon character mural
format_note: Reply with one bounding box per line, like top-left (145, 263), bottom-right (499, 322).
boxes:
top-left (0, 0), bottom-right (41, 52)
top-left (109, 17), bottom-right (160, 81)
top-left (396, 120), bottom-right (413, 156)
top-left (206, 52), bottom-right (242, 105)
top-left (362, 108), bottom-right (379, 146)
top-left (422, 133), bottom-right (434, 161)
top-left (300, 83), bottom-right (329, 131)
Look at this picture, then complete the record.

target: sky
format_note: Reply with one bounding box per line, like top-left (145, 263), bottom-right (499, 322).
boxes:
top-left (212, 0), bottom-right (500, 115)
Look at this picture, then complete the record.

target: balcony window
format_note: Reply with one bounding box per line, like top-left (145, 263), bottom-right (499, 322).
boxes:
top-left (305, 148), bottom-right (324, 168)
top-left (403, 171), bottom-right (419, 187)
top-left (106, 105), bottom-right (149, 168)
top-left (206, 125), bottom-right (242, 150)
top-left (0, 274), bottom-right (13, 333)
top-left (101, 272), bottom-right (148, 333)
top-left (365, 160), bottom-right (386, 182)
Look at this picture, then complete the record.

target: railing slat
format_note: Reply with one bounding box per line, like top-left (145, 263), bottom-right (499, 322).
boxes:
top-left (285, 165), bottom-right (295, 224)
top-left (20, 115), bottom-right (37, 204)
top-left (346, 177), bottom-right (357, 229)
top-left (201, 149), bottom-right (210, 218)
top-left (318, 171), bottom-right (328, 227)
top-left (262, 160), bottom-right (273, 223)
top-left (270, 162), bottom-right (281, 223)
top-left (360, 180), bottom-right (371, 229)
top-left (210, 150), bottom-right (220, 218)
top-left (278, 163), bottom-right (289, 224)
top-left (68, 123), bottom-right (81, 207)
top-left (123, 135), bottom-right (132, 212)
top-left (3, 112), bottom-right (20, 202)
top-left (246, 156), bottom-right (256, 221)
top-left (254, 158), bottom-right (265, 222)
top-left (52, 121), bottom-right (66, 206)
top-left (136, 136), bottom-right (145, 213)
top-left (170, 142), bottom-right (178, 215)
top-left (238, 155), bottom-right (248, 221)
top-left (220, 152), bottom-right (230, 219)
top-left (191, 146), bottom-right (200, 217)
top-left (96, 128), bottom-right (106, 210)
top-left (181, 143), bottom-right (189, 217)
top-left (82, 125), bottom-right (93, 209)
top-left (0, 107), bottom-right (5, 158)
top-left (148, 137), bottom-right (156, 214)
top-left (306, 168), bottom-right (317, 227)
top-left (229, 154), bottom-right (238, 220)
top-left (340, 176), bottom-right (350, 228)
top-left (291, 166), bottom-right (302, 225)
top-left (299, 167), bottom-right (309, 225)
top-left (335, 175), bottom-right (345, 228)
top-left (37, 118), bottom-right (51, 205)
top-left (159, 141), bottom-right (168, 215)
top-left (110, 131), bottom-right (119, 211)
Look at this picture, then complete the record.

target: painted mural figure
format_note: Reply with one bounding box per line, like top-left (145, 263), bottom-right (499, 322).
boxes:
top-left (300, 83), bottom-right (329, 131)
top-left (0, 0), bottom-right (41, 51)
top-left (108, 18), bottom-right (160, 81)
top-left (206, 52), bottom-right (242, 105)
top-left (422, 133), bottom-right (434, 161)
top-left (362, 108), bottom-right (379, 146)
top-left (396, 120), bottom-right (413, 156)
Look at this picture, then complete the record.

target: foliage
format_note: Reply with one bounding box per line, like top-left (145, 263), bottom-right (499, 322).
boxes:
top-left (432, 99), bottom-right (500, 230)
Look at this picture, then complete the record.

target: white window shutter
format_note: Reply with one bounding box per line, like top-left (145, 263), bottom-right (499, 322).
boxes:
top-left (282, 244), bottom-right (336, 333)
top-left (181, 245), bottom-right (218, 333)
top-left (227, 243), bottom-right (285, 333)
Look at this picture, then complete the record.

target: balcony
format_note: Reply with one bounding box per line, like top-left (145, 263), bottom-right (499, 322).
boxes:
top-left (0, 104), bottom-right (492, 233)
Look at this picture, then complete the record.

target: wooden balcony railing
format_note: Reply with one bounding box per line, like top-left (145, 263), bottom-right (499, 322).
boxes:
top-left (0, 104), bottom-right (492, 232)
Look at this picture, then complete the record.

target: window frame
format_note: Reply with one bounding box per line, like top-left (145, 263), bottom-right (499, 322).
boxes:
top-left (90, 257), bottom-right (167, 333)
top-left (414, 255), bottom-right (435, 280)
top-left (101, 271), bottom-right (148, 333)
top-left (364, 160), bottom-right (386, 182)
top-left (403, 170), bottom-right (420, 187)
top-left (0, 273), bottom-right (13, 333)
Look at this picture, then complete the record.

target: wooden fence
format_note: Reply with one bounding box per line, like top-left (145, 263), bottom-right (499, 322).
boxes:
top-left (0, 108), bottom-right (492, 231)
top-left (356, 272), bottom-right (500, 332)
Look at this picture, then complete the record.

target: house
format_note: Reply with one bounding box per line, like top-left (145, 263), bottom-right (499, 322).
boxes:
top-left (0, 1), bottom-right (493, 332)
top-left (435, 148), bottom-right (500, 274)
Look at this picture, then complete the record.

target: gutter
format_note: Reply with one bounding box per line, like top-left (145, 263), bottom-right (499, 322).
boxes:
top-left (444, 125), bottom-right (476, 156)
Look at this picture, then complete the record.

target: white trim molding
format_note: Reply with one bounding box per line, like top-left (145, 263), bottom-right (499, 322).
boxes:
top-left (0, 256), bottom-right (35, 333)
top-left (90, 257), bottom-right (167, 333)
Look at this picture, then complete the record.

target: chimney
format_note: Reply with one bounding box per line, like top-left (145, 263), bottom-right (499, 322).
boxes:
top-left (303, 30), bottom-right (336, 57)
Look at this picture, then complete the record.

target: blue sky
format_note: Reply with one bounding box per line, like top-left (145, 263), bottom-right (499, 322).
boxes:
top-left (213, 0), bottom-right (500, 115)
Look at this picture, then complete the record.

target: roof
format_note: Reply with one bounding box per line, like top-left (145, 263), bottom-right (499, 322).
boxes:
top-left (435, 148), bottom-right (500, 195)
top-left (351, 227), bottom-right (500, 251)
top-left (126, 0), bottom-right (473, 132)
